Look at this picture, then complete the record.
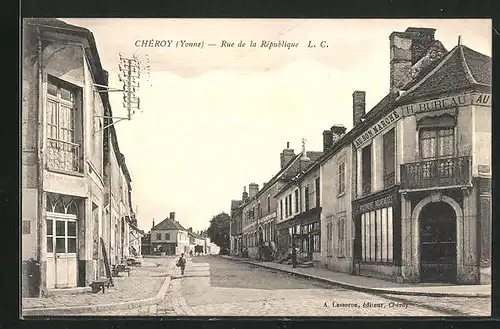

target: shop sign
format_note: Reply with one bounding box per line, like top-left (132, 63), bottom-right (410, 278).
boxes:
top-left (353, 108), bottom-right (402, 148)
top-left (401, 93), bottom-right (491, 117)
top-left (355, 195), bottom-right (394, 215)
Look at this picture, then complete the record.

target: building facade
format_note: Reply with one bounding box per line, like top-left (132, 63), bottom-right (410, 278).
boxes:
top-left (22, 19), bottom-right (109, 295)
top-left (241, 143), bottom-right (323, 259)
top-left (349, 28), bottom-right (491, 284)
top-left (22, 19), bottom-right (144, 296)
top-left (230, 194), bottom-right (245, 256)
top-left (150, 212), bottom-right (190, 255)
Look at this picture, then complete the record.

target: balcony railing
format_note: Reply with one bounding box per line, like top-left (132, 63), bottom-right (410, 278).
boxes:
top-left (46, 138), bottom-right (82, 173)
top-left (401, 156), bottom-right (471, 190)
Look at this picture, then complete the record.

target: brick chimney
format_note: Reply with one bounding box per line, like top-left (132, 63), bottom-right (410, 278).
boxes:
top-left (331, 124), bottom-right (347, 142)
top-left (248, 183), bottom-right (259, 199)
top-left (323, 130), bottom-right (333, 151)
top-left (390, 27), bottom-right (437, 92)
top-left (280, 142), bottom-right (295, 169)
top-left (170, 212), bottom-right (175, 220)
top-left (188, 227), bottom-right (193, 232)
top-left (242, 186), bottom-right (248, 201)
top-left (353, 91), bottom-right (366, 126)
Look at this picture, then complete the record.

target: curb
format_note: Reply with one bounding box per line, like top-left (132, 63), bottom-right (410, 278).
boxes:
top-left (22, 265), bottom-right (176, 317)
top-left (224, 257), bottom-right (489, 298)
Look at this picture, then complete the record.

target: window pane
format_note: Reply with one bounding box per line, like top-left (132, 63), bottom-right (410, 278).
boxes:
top-left (47, 237), bottom-right (53, 252)
top-left (421, 130), bottom-right (437, 139)
top-left (55, 238), bottom-right (65, 253)
top-left (370, 211), bottom-right (376, 261)
top-left (381, 208), bottom-right (387, 262)
top-left (421, 137), bottom-right (436, 158)
top-left (56, 220), bottom-right (65, 236)
top-left (60, 87), bottom-right (73, 102)
top-left (68, 238), bottom-right (77, 253)
top-left (387, 207), bottom-right (393, 261)
top-left (68, 221), bottom-right (77, 237)
top-left (439, 134), bottom-right (454, 157)
top-left (47, 82), bottom-right (57, 96)
top-left (46, 219), bottom-right (53, 236)
top-left (376, 209), bottom-right (382, 261)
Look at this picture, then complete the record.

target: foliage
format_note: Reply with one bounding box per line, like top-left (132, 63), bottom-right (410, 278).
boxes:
top-left (207, 212), bottom-right (230, 249)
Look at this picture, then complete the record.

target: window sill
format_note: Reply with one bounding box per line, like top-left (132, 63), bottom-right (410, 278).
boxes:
top-left (46, 167), bottom-right (85, 177)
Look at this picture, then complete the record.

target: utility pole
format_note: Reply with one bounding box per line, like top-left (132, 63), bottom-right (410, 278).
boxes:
top-left (94, 53), bottom-right (151, 134)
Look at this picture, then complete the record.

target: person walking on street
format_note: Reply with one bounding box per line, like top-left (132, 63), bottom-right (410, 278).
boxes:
top-left (177, 253), bottom-right (187, 275)
top-left (292, 244), bottom-right (298, 268)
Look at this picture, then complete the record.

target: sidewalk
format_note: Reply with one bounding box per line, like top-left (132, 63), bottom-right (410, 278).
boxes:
top-left (221, 255), bottom-right (490, 298)
top-left (22, 256), bottom-right (177, 316)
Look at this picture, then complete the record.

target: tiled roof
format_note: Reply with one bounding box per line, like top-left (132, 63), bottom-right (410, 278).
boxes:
top-left (188, 231), bottom-right (204, 239)
top-left (152, 217), bottom-right (187, 231)
top-left (400, 44), bottom-right (491, 102)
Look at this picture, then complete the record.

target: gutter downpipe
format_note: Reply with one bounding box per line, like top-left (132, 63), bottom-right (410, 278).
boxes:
top-left (36, 26), bottom-right (46, 297)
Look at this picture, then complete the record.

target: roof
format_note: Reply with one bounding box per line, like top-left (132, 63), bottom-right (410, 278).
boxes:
top-left (240, 150), bottom-right (323, 208)
top-left (188, 230), bottom-right (204, 239)
top-left (152, 217), bottom-right (188, 231)
top-left (399, 44), bottom-right (491, 102)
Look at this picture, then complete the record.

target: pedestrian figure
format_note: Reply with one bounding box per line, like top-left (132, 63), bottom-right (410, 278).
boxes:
top-left (177, 253), bottom-right (187, 275)
top-left (292, 245), bottom-right (297, 268)
top-left (189, 250), bottom-right (193, 257)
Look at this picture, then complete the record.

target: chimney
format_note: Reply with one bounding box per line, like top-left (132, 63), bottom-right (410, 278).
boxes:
top-left (300, 138), bottom-right (310, 161)
top-left (323, 130), bottom-right (333, 152)
top-left (353, 91), bottom-right (366, 126)
top-left (189, 227), bottom-right (193, 232)
top-left (390, 27), bottom-right (437, 92)
top-left (242, 186), bottom-right (248, 201)
top-left (331, 124), bottom-right (347, 142)
top-left (170, 212), bottom-right (175, 220)
top-left (280, 142), bottom-right (296, 169)
top-left (248, 183), bottom-right (259, 199)
top-left (152, 218), bottom-right (155, 229)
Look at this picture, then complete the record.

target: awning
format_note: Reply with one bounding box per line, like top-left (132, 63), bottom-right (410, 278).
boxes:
top-left (416, 108), bottom-right (457, 128)
top-left (276, 207), bottom-right (321, 230)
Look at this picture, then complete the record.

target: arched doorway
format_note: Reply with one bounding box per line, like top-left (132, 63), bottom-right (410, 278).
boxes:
top-left (419, 201), bottom-right (457, 283)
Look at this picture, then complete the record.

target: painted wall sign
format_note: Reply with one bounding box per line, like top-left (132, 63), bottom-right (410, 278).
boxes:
top-left (401, 93), bottom-right (491, 117)
top-left (353, 108), bottom-right (402, 148)
top-left (355, 195), bottom-right (394, 215)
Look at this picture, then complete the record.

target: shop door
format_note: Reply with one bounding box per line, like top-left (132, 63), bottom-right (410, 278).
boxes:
top-left (419, 202), bottom-right (457, 283)
top-left (46, 214), bottom-right (78, 289)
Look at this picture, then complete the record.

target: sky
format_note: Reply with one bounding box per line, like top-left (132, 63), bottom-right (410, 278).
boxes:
top-left (60, 18), bottom-right (491, 233)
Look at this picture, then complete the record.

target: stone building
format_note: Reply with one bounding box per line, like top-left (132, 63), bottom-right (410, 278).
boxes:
top-left (21, 18), bottom-right (111, 295)
top-left (229, 191), bottom-right (246, 256)
top-left (241, 143), bottom-right (323, 259)
top-left (317, 27), bottom-right (491, 284)
top-left (150, 212), bottom-right (190, 255)
top-left (21, 18), bottom-right (142, 297)
top-left (275, 141), bottom-right (327, 263)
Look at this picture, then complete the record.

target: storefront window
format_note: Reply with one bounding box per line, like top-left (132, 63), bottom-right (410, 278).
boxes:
top-left (313, 234), bottom-right (320, 252)
top-left (361, 207), bottom-right (393, 263)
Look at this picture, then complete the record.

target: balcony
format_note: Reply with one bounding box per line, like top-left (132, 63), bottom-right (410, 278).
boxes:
top-left (46, 138), bottom-right (82, 173)
top-left (401, 156), bottom-right (472, 191)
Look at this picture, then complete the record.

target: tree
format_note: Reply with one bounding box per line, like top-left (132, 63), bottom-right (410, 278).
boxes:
top-left (207, 212), bottom-right (230, 250)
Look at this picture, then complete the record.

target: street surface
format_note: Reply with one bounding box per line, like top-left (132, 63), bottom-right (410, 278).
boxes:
top-left (93, 256), bottom-right (490, 316)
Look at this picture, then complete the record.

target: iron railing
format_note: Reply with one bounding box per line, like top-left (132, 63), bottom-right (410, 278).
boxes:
top-left (401, 156), bottom-right (471, 190)
top-left (46, 138), bottom-right (82, 173)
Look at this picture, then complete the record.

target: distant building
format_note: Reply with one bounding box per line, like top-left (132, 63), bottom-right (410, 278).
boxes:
top-left (187, 228), bottom-right (205, 253)
top-left (150, 212), bottom-right (190, 255)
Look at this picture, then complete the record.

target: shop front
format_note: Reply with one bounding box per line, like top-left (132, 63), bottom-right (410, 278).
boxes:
top-left (276, 207), bottom-right (321, 263)
top-left (353, 187), bottom-right (401, 280)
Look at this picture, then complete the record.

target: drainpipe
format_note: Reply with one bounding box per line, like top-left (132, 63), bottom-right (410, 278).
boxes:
top-left (35, 27), bottom-right (46, 297)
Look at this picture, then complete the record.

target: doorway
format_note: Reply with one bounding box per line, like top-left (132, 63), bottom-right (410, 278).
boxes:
top-left (46, 214), bottom-right (78, 288)
top-left (419, 201), bottom-right (457, 283)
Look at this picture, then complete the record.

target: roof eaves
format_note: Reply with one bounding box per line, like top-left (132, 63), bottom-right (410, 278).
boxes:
top-left (458, 45), bottom-right (478, 85)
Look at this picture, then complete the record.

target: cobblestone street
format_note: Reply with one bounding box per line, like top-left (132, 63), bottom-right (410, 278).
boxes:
top-left (93, 256), bottom-right (490, 317)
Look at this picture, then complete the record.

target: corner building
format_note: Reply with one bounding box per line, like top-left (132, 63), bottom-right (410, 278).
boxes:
top-left (350, 28), bottom-right (491, 284)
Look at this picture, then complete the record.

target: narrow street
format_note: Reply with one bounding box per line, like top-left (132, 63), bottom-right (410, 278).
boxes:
top-left (93, 256), bottom-right (489, 316)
